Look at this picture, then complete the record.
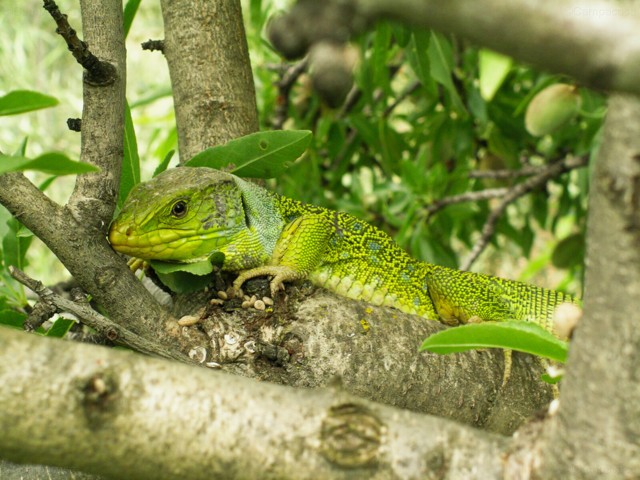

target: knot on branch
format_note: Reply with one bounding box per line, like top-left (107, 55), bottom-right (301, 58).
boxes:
top-left (81, 372), bottom-right (119, 428)
top-left (141, 39), bottom-right (165, 53)
top-left (320, 402), bottom-right (385, 468)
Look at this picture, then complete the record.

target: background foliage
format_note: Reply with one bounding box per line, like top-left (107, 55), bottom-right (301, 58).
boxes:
top-left (0, 0), bottom-right (604, 331)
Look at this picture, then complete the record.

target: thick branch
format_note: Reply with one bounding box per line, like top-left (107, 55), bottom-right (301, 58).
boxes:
top-left (160, 0), bottom-right (259, 158)
top-left (0, 327), bottom-right (508, 479)
top-left (530, 95), bottom-right (640, 477)
top-left (270, 0), bottom-right (640, 96)
top-left (0, 173), bottom-right (181, 354)
top-left (64, 0), bottom-right (126, 229)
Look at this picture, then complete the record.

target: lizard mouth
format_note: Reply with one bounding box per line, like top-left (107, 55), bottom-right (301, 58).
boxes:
top-left (108, 221), bottom-right (225, 262)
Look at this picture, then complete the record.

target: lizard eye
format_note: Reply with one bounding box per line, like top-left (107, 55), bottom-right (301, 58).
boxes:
top-left (170, 200), bottom-right (188, 218)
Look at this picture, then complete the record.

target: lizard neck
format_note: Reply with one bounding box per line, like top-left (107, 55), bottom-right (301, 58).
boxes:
top-left (233, 177), bottom-right (287, 258)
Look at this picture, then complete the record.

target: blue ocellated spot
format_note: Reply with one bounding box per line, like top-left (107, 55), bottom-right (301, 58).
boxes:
top-left (367, 241), bottom-right (381, 252)
top-left (340, 251), bottom-right (350, 260)
top-left (352, 222), bottom-right (363, 232)
top-left (400, 270), bottom-right (411, 283)
top-left (369, 254), bottom-right (379, 265)
top-left (413, 297), bottom-right (421, 307)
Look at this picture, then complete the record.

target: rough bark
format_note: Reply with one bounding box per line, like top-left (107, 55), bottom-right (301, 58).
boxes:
top-left (173, 288), bottom-right (555, 435)
top-left (0, 0), bottom-right (176, 349)
top-left (530, 95), bottom-right (640, 477)
top-left (0, 327), bottom-right (508, 480)
top-left (66, 0), bottom-right (126, 228)
top-left (160, 0), bottom-right (259, 159)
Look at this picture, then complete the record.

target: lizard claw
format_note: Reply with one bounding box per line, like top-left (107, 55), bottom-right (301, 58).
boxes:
top-left (269, 278), bottom-right (286, 299)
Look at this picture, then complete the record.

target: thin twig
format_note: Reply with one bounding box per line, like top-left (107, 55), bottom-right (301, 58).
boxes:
top-left (42, 0), bottom-right (116, 86)
top-left (272, 57), bottom-right (309, 130)
top-left (382, 80), bottom-right (421, 117)
top-left (8, 266), bottom-right (190, 363)
top-left (468, 164), bottom-right (547, 179)
top-left (460, 154), bottom-right (589, 270)
top-left (426, 187), bottom-right (509, 216)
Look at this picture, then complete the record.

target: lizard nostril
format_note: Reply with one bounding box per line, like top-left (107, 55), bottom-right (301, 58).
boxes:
top-left (125, 227), bottom-right (133, 236)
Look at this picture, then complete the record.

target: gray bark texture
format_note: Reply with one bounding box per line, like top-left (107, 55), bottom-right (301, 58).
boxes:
top-left (530, 95), bottom-right (640, 478)
top-left (172, 288), bottom-right (555, 435)
top-left (0, 0), bottom-right (178, 353)
top-left (269, 0), bottom-right (640, 96)
top-left (160, 0), bottom-right (259, 158)
top-left (0, 327), bottom-right (508, 480)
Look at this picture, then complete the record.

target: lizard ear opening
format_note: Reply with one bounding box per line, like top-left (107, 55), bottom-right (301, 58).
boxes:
top-left (240, 194), bottom-right (251, 227)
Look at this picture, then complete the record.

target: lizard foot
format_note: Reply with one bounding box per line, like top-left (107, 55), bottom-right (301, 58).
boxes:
top-left (127, 257), bottom-right (147, 273)
top-left (233, 265), bottom-right (305, 298)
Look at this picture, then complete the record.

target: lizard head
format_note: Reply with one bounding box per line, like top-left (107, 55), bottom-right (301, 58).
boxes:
top-left (109, 167), bottom-right (247, 262)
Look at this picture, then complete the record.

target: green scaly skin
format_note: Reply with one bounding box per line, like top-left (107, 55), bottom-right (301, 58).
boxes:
top-left (109, 167), bottom-right (579, 334)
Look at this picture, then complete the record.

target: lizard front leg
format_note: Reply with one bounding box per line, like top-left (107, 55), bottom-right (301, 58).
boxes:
top-left (233, 214), bottom-right (333, 297)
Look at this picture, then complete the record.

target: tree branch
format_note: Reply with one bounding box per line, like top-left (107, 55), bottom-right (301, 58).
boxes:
top-left (160, 0), bottom-right (259, 158)
top-left (426, 187), bottom-right (509, 217)
top-left (0, 172), bottom-right (182, 357)
top-left (9, 267), bottom-right (189, 362)
top-left (460, 155), bottom-right (588, 270)
top-left (269, 0), bottom-right (640, 96)
top-left (528, 95), bottom-right (640, 477)
top-left (0, 327), bottom-right (509, 479)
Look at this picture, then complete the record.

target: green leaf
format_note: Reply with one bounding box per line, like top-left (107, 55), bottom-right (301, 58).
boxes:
top-left (123, 0), bottom-right (142, 38)
top-left (149, 259), bottom-right (215, 276)
top-left (3, 218), bottom-right (33, 271)
top-left (119, 101), bottom-right (141, 208)
top-left (0, 90), bottom-right (58, 116)
top-left (0, 153), bottom-right (100, 175)
top-left (540, 371), bottom-right (564, 384)
top-left (185, 130), bottom-right (312, 178)
top-left (478, 49), bottom-right (513, 101)
top-left (427, 32), bottom-right (466, 113)
top-left (0, 309), bottom-right (26, 329)
top-left (13, 137), bottom-right (29, 157)
top-left (153, 149), bottom-right (175, 177)
top-left (407, 31), bottom-right (431, 86)
top-left (420, 321), bottom-right (568, 363)
top-left (154, 270), bottom-right (213, 294)
top-left (150, 254), bottom-right (224, 293)
top-left (552, 232), bottom-right (585, 269)
top-left (45, 317), bottom-right (76, 338)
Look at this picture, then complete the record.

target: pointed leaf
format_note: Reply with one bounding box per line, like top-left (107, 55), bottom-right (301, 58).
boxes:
top-left (45, 317), bottom-right (76, 338)
top-left (0, 90), bottom-right (58, 116)
top-left (420, 321), bottom-right (568, 363)
top-left (119, 101), bottom-right (141, 207)
top-left (478, 49), bottom-right (513, 101)
top-left (149, 259), bottom-right (214, 276)
top-left (185, 130), bottom-right (312, 178)
top-left (0, 153), bottom-right (99, 175)
top-left (123, 0), bottom-right (142, 38)
top-left (427, 32), bottom-right (466, 113)
top-left (153, 149), bottom-right (175, 177)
